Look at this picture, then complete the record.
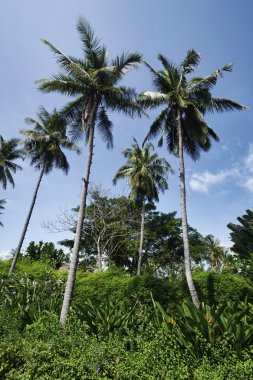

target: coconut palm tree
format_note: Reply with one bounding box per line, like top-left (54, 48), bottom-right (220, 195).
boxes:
top-left (140, 50), bottom-right (246, 307)
top-left (36, 17), bottom-right (143, 326)
top-left (0, 135), bottom-right (23, 189)
top-left (113, 138), bottom-right (172, 274)
top-left (0, 198), bottom-right (6, 227)
top-left (9, 107), bottom-right (79, 274)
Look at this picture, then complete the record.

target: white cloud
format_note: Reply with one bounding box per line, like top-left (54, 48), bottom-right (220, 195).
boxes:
top-left (189, 143), bottom-right (253, 195)
top-left (0, 249), bottom-right (11, 259)
top-left (241, 177), bottom-right (253, 192)
top-left (239, 144), bottom-right (253, 192)
top-left (189, 169), bottom-right (237, 194)
top-left (244, 144), bottom-right (253, 173)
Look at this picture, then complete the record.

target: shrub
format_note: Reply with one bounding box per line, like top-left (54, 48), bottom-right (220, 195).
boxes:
top-left (0, 320), bottom-right (252, 379)
top-left (193, 272), bottom-right (253, 305)
top-left (0, 271), bottom-right (65, 328)
top-left (74, 269), bottom-right (176, 309)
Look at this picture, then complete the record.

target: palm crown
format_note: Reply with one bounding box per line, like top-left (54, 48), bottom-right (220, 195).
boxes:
top-left (37, 17), bottom-right (143, 147)
top-left (21, 107), bottom-right (79, 174)
top-left (0, 135), bottom-right (23, 189)
top-left (140, 50), bottom-right (246, 159)
top-left (113, 138), bottom-right (172, 203)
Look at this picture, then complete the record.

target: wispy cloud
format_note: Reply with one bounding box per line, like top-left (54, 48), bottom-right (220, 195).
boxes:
top-left (189, 144), bottom-right (253, 194)
top-left (244, 144), bottom-right (253, 173)
top-left (189, 169), bottom-right (237, 194)
top-left (242, 178), bottom-right (253, 192)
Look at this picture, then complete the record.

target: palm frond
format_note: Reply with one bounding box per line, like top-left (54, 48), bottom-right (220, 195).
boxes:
top-left (144, 108), bottom-right (169, 144)
top-left (41, 39), bottom-right (89, 81)
top-left (77, 17), bottom-right (107, 68)
top-left (111, 52), bottom-right (142, 82)
top-left (36, 74), bottom-right (86, 96)
top-left (157, 54), bottom-right (177, 74)
top-left (103, 86), bottom-right (145, 118)
top-left (207, 98), bottom-right (247, 113)
top-left (180, 49), bottom-right (201, 74)
top-left (96, 106), bottom-right (113, 149)
top-left (0, 198), bottom-right (6, 227)
top-left (187, 63), bottom-right (233, 94)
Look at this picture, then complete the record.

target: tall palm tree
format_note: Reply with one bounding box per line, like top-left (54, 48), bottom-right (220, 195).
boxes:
top-left (140, 50), bottom-right (246, 307)
top-left (0, 198), bottom-right (6, 227)
top-left (36, 17), bottom-right (143, 326)
top-left (9, 107), bottom-right (79, 274)
top-left (0, 135), bottom-right (23, 189)
top-left (113, 138), bottom-right (172, 275)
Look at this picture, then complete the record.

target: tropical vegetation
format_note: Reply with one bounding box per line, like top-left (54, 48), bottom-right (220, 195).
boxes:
top-left (113, 139), bottom-right (172, 274)
top-left (0, 135), bottom-right (23, 189)
top-left (37, 17), bottom-right (143, 326)
top-left (0, 16), bottom-right (251, 379)
top-left (9, 107), bottom-right (79, 274)
top-left (140, 50), bottom-right (246, 306)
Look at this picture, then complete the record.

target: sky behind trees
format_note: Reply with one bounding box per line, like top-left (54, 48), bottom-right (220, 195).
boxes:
top-left (0, 0), bottom-right (252, 257)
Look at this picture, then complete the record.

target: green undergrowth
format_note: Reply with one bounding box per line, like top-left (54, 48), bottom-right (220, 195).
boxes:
top-left (1, 261), bottom-right (253, 378)
top-left (0, 313), bottom-right (252, 379)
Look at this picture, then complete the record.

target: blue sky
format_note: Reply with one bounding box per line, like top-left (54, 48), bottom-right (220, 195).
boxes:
top-left (0, 0), bottom-right (252, 257)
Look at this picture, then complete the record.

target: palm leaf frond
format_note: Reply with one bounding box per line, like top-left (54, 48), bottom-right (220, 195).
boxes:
top-left (181, 49), bottom-right (201, 74)
top-left (96, 106), bottom-right (113, 149)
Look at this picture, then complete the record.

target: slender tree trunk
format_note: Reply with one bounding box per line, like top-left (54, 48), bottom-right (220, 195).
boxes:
top-left (97, 246), bottom-right (103, 272)
top-left (60, 100), bottom-right (98, 327)
top-left (137, 200), bottom-right (145, 275)
top-left (177, 110), bottom-right (199, 308)
top-left (97, 236), bottom-right (103, 272)
top-left (9, 166), bottom-right (45, 275)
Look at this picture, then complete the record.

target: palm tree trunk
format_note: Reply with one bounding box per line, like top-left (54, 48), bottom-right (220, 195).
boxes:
top-left (9, 166), bottom-right (45, 275)
top-left (137, 199), bottom-right (145, 275)
top-left (60, 101), bottom-right (98, 327)
top-left (177, 110), bottom-right (199, 308)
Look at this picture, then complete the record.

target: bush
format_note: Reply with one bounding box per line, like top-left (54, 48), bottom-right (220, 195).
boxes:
top-left (74, 269), bottom-right (182, 309)
top-left (0, 319), bottom-right (252, 379)
top-left (0, 258), bottom-right (57, 279)
top-left (0, 271), bottom-right (65, 329)
top-left (193, 272), bottom-right (253, 305)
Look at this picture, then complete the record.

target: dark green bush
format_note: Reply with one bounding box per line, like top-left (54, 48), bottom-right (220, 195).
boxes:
top-left (74, 269), bottom-right (183, 310)
top-left (193, 272), bottom-right (253, 305)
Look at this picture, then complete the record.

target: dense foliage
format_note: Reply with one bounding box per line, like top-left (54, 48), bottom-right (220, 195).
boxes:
top-left (228, 209), bottom-right (253, 259)
top-left (0, 263), bottom-right (253, 379)
top-left (24, 241), bottom-right (66, 269)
